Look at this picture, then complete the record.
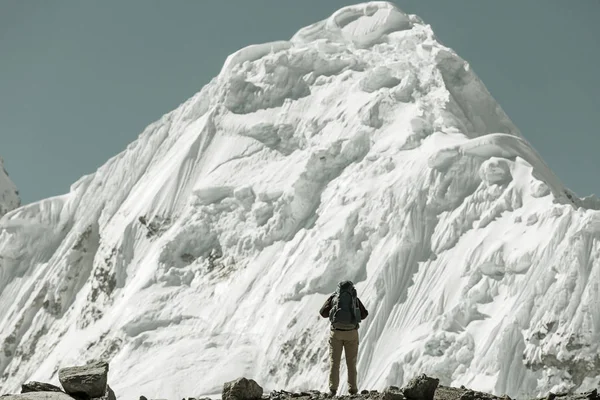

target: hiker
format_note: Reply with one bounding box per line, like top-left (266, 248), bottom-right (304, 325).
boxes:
top-left (319, 280), bottom-right (368, 396)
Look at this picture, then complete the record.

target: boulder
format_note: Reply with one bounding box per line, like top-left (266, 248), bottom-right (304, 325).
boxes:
top-left (402, 374), bottom-right (439, 400)
top-left (21, 383), bottom-right (63, 394)
top-left (58, 361), bottom-right (109, 399)
top-left (222, 378), bottom-right (263, 400)
top-left (382, 386), bottom-right (405, 400)
top-left (458, 389), bottom-right (499, 400)
top-left (90, 386), bottom-right (115, 400)
top-left (586, 389), bottom-right (599, 400)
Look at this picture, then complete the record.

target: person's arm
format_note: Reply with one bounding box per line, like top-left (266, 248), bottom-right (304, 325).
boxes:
top-left (358, 298), bottom-right (368, 319)
top-left (319, 295), bottom-right (333, 318)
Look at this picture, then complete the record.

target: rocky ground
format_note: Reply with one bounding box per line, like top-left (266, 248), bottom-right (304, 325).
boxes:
top-left (259, 384), bottom-right (598, 400)
top-left (1, 362), bottom-right (599, 400)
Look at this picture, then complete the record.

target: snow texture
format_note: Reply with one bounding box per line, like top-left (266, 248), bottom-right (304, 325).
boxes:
top-left (1, 2), bottom-right (600, 400)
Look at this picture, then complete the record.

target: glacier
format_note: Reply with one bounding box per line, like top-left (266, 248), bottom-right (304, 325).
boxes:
top-left (1, 2), bottom-right (600, 399)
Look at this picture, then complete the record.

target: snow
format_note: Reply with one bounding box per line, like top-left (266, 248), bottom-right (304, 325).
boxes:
top-left (220, 42), bottom-right (292, 76)
top-left (1, 2), bottom-right (599, 400)
top-left (292, 2), bottom-right (412, 48)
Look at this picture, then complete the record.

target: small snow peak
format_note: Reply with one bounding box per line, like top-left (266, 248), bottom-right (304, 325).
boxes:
top-left (0, 156), bottom-right (20, 217)
top-left (220, 41), bottom-right (291, 76)
top-left (292, 1), bottom-right (411, 47)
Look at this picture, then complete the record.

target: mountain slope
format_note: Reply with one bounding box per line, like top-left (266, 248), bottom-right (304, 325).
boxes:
top-left (1, 2), bottom-right (599, 399)
top-left (0, 157), bottom-right (20, 217)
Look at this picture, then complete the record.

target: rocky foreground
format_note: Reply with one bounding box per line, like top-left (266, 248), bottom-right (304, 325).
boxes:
top-left (1, 362), bottom-right (598, 400)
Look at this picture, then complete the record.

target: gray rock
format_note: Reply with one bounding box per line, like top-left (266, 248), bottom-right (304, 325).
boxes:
top-left (21, 383), bottom-right (63, 394)
top-left (1, 392), bottom-right (76, 400)
top-left (58, 361), bottom-right (109, 399)
top-left (91, 386), bottom-right (115, 400)
top-left (223, 378), bottom-right (263, 400)
top-left (402, 374), bottom-right (439, 400)
top-left (459, 389), bottom-right (499, 400)
top-left (459, 390), bottom-right (475, 400)
top-left (382, 386), bottom-right (405, 400)
top-left (562, 389), bottom-right (600, 400)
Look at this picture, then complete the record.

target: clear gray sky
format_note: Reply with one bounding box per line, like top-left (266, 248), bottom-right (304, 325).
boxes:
top-left (1, 1), bottom-right (598, 205)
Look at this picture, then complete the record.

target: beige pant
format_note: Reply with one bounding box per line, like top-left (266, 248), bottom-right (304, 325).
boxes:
top-left (328, 329), bottom-right (359, 393)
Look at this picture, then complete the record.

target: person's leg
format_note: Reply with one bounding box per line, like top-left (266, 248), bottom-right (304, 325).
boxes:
top-left (329, 330), bottom-right (344, 394)
top-left (343, 330), bottom-right (359, 394)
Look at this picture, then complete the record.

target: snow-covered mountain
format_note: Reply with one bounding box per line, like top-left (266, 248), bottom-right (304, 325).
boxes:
top-left (0, 158), bottom-right (20, 217)
top-left (1, 2), bottom-right (599, 399)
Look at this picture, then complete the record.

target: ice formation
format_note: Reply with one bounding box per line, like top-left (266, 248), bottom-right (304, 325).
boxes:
top-left (1, 2), bottom-right (599, 399)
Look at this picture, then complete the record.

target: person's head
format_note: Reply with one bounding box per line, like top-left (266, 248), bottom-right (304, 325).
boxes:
top-left (338, 280), bottom-right (354, 289)
top-left (337, 281), bottom-right (355, 294)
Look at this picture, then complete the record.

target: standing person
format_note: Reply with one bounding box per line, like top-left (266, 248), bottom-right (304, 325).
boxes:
top-left (319, 281), bottom-right (369, 396)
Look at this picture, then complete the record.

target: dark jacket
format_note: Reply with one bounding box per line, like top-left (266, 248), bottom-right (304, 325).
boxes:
top-left (319, 294), bottom-right (369, 321)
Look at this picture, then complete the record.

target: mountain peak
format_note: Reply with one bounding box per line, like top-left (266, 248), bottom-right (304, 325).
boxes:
top-left (217, 0), bottom-right (519, 141)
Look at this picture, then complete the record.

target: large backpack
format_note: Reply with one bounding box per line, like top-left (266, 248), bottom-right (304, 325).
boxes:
top-left (329, 281), bottom-right (361, 330)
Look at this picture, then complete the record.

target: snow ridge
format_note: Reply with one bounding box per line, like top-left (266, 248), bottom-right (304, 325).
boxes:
top-left (1, 2), bottom-right (599, 400)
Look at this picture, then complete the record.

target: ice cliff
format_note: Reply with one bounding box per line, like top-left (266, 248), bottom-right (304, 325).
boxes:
top-left (1, 2), bottom-right (599, 399)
